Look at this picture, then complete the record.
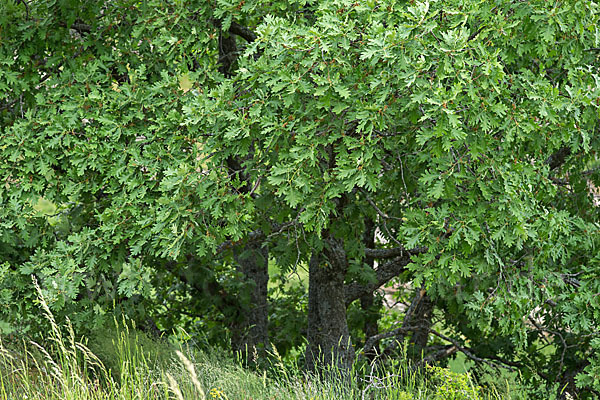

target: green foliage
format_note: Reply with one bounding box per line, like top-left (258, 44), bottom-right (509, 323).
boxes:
top-left (87, 320), bottom-right (174, 384)
top-left (0, 0), bottom-right (239, 336)
top-left (1, 0), bottom-right (600, 396)
top-left (268, 283), bottom-right (308, 358)
top-left (428, 365), bottom-right (482, 400)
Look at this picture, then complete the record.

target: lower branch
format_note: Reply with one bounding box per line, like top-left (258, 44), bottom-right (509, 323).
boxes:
top-left (345, 256), bottom-right (413, 306)
top-left (428, 328), bottom-right (517, 371)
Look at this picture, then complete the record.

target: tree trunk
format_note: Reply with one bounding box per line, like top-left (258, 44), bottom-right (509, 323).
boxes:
top-left (230, 242), bottom-right (269, 359)
top-left (305, 240), bottom-right (354, 372)
top-left (360, 219), bottom-right (380, 360)
top-left (218, 23), bottom-right (269, 357)
top-left (407, 292), bottom-right (433, 361)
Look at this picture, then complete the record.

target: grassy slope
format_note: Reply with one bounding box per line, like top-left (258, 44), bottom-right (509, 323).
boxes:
top-left (0, 317), bottom-right (527, 400)
top-left (0, 277), bottom-right (535, 400)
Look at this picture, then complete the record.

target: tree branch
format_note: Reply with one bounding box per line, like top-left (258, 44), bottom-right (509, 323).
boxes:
top-left (345, 256), bottom-right (412, 305)
top-left (16, 0), bottom-right (29, 19)
top-left (412, 345), bottom-right (458, 368)
top-left (545, 146), bottom-right (571, 171)
top-left (380, 287), bottom-right (427, 357)
top-left (215, 228), bottom-right (263, 254)
top-left (229, 22), bottom-right (257, 42)
top-left (428, 328), bottom-right (516, 371)
top-left (71, 22), bottom-right (92, 34)
top-left (163, 259), bottom-right (242, 319)
top-left (402, 287), bottom-right (426, 330)
top-left (360, 324), bottom-right (422, 358)
top-left (215, 219), bottom-right (299, 255)
top-left (467, 25), bottom-right (484, 42)
top-left (365, 246), bottom-right (428, 259)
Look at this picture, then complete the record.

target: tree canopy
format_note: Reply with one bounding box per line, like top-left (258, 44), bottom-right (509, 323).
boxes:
top-left (1, 0), bottom-right (599, 397)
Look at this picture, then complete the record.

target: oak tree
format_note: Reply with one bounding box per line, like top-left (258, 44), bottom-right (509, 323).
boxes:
top-left (1, 0), bottom-right (599, 396)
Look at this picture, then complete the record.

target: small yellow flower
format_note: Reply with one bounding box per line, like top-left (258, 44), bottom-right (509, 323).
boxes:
top-left (209, 387), bottom-right (226, 399)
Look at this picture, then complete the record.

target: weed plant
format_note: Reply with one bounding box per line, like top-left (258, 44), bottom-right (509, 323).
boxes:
top-left (0, 281), bottom-right (526, 399)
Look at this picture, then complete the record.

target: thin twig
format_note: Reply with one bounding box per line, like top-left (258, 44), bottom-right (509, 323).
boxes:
top-left (428, 328), bottom-right (516, 371)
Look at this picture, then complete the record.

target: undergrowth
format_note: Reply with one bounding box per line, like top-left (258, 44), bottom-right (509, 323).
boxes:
top-left (0, 280), bottom-right (524, 400)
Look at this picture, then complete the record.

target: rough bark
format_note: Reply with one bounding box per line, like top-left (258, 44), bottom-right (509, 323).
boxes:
top-left (230, 242), bottom-right (269, 357)
top-left (407, 292), bottom-right (434, 361)
top-left (359, 219), bottom-right (380, 360)
top-left (364, 245), bottom-right (428, 259)
top-left (380, 287), bottom-right (432, 360)
top-left (167, 249), bottom-right (270, 358)
top-left (359, 293), bottom-right (379, 360)
top-left (305, 241), bottom-right (354, 372)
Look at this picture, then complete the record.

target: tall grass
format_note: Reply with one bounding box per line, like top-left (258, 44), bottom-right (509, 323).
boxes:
top-left (0, 281), bottom-right (521, 399)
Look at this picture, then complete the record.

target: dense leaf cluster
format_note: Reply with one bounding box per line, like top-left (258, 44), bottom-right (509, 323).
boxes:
top-left (1, 0), bottom-right (599, 397)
